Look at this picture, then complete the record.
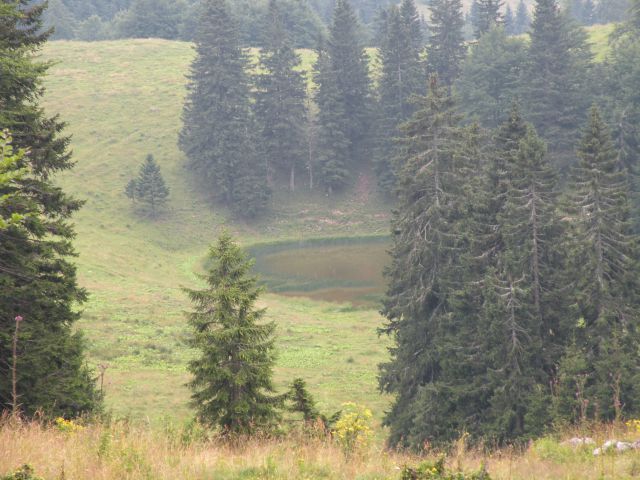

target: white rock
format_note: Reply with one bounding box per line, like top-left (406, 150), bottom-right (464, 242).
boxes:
top-left (603, 440), bottom-right (618, 450)
top-left (632, 440), bottom-right (640, 450)
top-left (564, 437), bottom-right (596, 446)
top-left (593, 447), bottom-right (602, 456)
top-left (617, 442), bottom-right (633, 452)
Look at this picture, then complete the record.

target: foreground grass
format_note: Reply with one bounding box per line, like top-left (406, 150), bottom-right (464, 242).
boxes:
top-left (3, 420), bottom-right (640, 479)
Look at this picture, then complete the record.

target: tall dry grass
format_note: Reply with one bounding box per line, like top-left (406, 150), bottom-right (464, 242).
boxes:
top-left (2, 418), bottom-right (640, 479)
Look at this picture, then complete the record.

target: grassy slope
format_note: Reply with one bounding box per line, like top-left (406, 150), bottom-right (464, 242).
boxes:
top-left (41, 40), bottom-right (390, 423)
top-left (39, 24), bottom-right (614, 424)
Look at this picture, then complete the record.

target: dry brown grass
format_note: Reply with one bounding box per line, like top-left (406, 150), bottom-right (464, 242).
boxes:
top-left (3, 419), bottom-right (640, 479)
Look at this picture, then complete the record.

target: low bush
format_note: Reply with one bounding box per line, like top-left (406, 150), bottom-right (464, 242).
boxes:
top-left (401, 458), bottom-right (491, 480)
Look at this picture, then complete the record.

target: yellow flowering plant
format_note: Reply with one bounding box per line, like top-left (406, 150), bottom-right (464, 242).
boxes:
top-left (333, 402), bottom-right (374, 456)
top-left (54, 417), bottom-right (83, 434)
top-left (625, 419), bottom-right (640, 434)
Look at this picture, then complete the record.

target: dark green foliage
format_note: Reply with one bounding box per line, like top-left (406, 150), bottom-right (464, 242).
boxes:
top-left (180, 0), bottom-right (270, 218)
top-left (314, 46), bottom-right (351, 193)
top-left (401, 458), bottom-right (491, 480)
top-left (1, 465), bottom-right (44, 480)
top-left (255, 0), bottom-right (308, 191)
top-left (456, 28), bottom-right (527, 128)
top-left (605, 7), bottom-right (640, 225)
top-left (184, 232), bottom-right (279, 433)
top-left (0, 0), bottom-right (100, 418)
top-left (514, 0), bottom-right (531, 34)
top-left (379, 78), bottom-right (472, 447)
top-left (286, 378), bottom-right (320, 422)
top-left (471, 0), bottom-right (503, 39)
top-left (504, 5), bottom-right (515, 35)
top-left (565, 0), bottom-right (596, 25)
top-left (519, 0), bottom-right (593, 171)
top-left (426, 0), bottom-right (466, 86)
top-left (561, 107), bottom-right (640, 421)
top-left (374, 0), bottom-right (425, 194)
top-left (595, 0), bottom-right (631, 23)
top-left (313, 0), bottom-right (372, 193)
top-left (115, 0), bottom-right (188, 39)
top-left (126, 154), bottom-right (170, 217)
top-left (44, 0), bottom-right (76, 40)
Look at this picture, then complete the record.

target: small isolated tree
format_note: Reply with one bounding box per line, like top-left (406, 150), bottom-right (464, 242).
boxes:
top-left (185, 232), bottom-right (279, 433)
top-left (126, 154), bottom-right (170, 217)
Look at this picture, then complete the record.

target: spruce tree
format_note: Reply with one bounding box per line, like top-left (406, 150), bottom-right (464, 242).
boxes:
top-left (314, 44), bottom-right (351, 193)
top-left (255, 0), bottom-right (307, 191)
top-left (504, 5), bottom-right (515, 35)
top-left (0, 1), bottom-right (100, 417)
top-left (514, 0), bottom-right (530, 34)
top-left (562, 107), bottom-right (640, 421)
top-left (185, 232), bottom-right (279, 433)
top-left (456, 28), bottom-right (527, 128)
top-left (379, 78), bottom-right (474, 447)
top-left (313, 0), bottom-right (372, 192)
top-left (426, 0), bottom-right (466, 87)
top-left (472, 0), bottom-right (503, 38)
top-left (520, 0), bottom-right (592, 170)
top-left (374, 0), bottom-right (425, 194)
top-left (180, 0), bottom-right (270, 217)
top-left (607, 4), bottom-right (640, 226)
top-left (329, 0), bottom-right (372, 155)
top-left (128, 154), bottom-right (170, 217)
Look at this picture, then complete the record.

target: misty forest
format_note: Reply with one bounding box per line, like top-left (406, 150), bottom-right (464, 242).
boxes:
top-left (2, 0), bottom-right (640, 478)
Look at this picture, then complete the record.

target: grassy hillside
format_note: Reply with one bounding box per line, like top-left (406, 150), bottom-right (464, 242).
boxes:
top-left (40, 40), bottom-right (391, 423)
top-left (38, 23), bottom-right (615, 424)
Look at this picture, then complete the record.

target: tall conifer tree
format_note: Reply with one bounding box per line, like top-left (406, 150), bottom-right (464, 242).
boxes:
top-left (426, 0), bottom-right (466, 87)
top-left (0, 0), bottom-right (100, 417)
top-left (379, 78), bottom-right (473, 447)
top-left (520, 0), bottom-right (592, 170)
top-left (314, 44), bottom-right (351, 193)
top-left (562, 107), bottom-right (640, 421)
top-left (185, 233), bottom-right (279, 432)
top-left (374, 0), bottom-right (425, 194)
top-left (255, 0), bottom-right (307, 191)
top-left (456, 28), bottom-right (527, 128)
top-left (472, 0), bottom-right (504, 38)
top-left (514, 0), bottom-right (531, 33)
top-left (180, 0), bottom-right (270, 217)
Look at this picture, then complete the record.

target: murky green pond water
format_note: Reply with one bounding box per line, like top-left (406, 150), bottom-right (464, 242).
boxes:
top-left (249, 237), bottom-right (390, 306)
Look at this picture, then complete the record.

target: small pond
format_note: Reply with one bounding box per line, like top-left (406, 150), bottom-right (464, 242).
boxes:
top-left (249, 236), bottom-right (390, 306)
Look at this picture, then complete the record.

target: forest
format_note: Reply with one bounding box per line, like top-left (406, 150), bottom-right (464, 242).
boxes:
top-left (1, 0), bottom-right (640, 478)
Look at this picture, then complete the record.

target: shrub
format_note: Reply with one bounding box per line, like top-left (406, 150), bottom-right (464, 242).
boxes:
top-left (332, 402), bottom-right (373, 456)
top-left (401, 458), bottom-right (491, 480)
top-left (1, 465), bottom-right (44, 480)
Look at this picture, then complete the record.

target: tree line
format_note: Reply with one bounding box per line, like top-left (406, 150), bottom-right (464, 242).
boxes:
top-left (179, 0), bottom-right (639, 220)
top-left (379, 0), bottom-right (640, 447)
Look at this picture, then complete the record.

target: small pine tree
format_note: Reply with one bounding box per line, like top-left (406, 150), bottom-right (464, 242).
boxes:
top-left (184, 232), bottom-right (279, 433)
top-left (128, 154), bottom-right (170, 217)
top-left (287, 378), bottom-right (320, 422)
